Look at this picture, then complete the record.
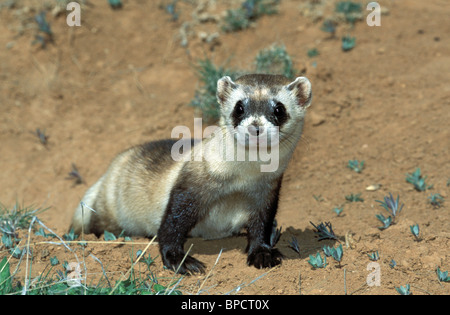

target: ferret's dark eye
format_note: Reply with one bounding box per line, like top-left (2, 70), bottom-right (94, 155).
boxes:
top-left (274, 102), bottom-right (286, 117)
top-left (235, 101), bottom-right (245, 116)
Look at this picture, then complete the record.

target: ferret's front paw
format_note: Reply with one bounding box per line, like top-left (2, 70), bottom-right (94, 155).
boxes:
top-left (161, 249), bottom-right (206, 275)
top-left (247, 246), bottom-right (283, 269)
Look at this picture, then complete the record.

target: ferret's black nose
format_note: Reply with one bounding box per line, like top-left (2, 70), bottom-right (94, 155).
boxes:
top-left (248, 125), bottom-right (264, 137)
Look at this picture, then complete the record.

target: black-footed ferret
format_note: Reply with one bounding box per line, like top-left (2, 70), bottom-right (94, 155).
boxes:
top-left (70, 74), bottom-right (312, 274)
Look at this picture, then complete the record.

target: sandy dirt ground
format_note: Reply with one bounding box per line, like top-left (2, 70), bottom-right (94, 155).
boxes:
top-left (0, 0), bottom-right (449, 294)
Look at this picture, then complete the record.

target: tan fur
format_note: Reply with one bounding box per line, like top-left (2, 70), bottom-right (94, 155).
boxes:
top-left (71, 145), bottom-right (184, 237)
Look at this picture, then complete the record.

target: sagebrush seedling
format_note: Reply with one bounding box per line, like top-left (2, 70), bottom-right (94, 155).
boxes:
top-left (436, 267), bottom-right (450, 282)
top-left (323, 244), bottom-right (344, 267)
top-left (375, 213), bottom-right (392, 230)
top-left (322, 245), bottom-right (333, 257)
top-left (345, 193), bottom-right (363, 202)
top-left (410, 224), bottom-right (420, 241)
top-left (367, 251), bottom-right (380, 261)
top-left (307, 48), bottom-right (319, 58)
top-left (35, 227), bottom-right (56, 238)
top-left (389, 259), bottom-right (397, 269)
top-left (189, 59), bottom-right (238, 122)
top-left (63, 227), bottom-right (78, 241)
top-left (375, 193), bottom-right (404, 222)
top-left (222, 0), bottom-right (279, 32)
top-left (342, 36), bottom-right (356, 52)
top-left (331, 244), bottom-right (343, 267)
top-left (406, 168), bottom-right (432, 191)
top-left (108, 0), bottom-right (123, 10)
top-left (104, 230), bottom-right (117, 241)
top-left (255, 45), bottom-right (295, 79)
top-left (32, 128), bottom-right (49, 146)
top-left (347, 159), bottom-right (364, 173)
top-left (288, 236), bottom-right (300, 255)
top-left (66, 163), bottom-right (84, 186)
top-left (395, 284), bottom-right (411, 295)
top-left (332, 206), bottom-right (344, 217)
top-left (428, 193), bottom-right (444, 208)
top-left (310, 221), bottom-right (339, 241)
top-left (321, 19), bottom-right (336, 37)
top-left (335, 1), bottom-right (363, 24)
top-left (33, 11), bottom-right (53, 48)
top-left (50, 256), bottom-right (59, 266)
top-left (308, 252), bottom-right (327, 269)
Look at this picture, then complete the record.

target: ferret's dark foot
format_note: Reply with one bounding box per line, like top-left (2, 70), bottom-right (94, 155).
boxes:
top-left (247, 246), bottom-right (283, 269)
top-left (162, 250), bottom-right (206, 275)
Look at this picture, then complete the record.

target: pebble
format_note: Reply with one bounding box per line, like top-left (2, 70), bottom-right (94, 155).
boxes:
top-left (309, 111), bottom-right (326, 126)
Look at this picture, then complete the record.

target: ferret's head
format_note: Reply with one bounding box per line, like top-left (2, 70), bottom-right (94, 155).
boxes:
top-left (216, 74), bottom-right (312, 149)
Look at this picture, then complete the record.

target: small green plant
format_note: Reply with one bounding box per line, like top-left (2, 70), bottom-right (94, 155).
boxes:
top-left (308, 252), bottom-right (327, 269)
top-left (436, 267), bottom-right (450, 282)
top-left (108, 0), bottom-right (123, 10)
top-left (376, 193), bottom-right (404, 223)
top-left (310, 221), bottom-right (339, 242)
top-left (313, 194), bottom-right (324, 202)
top-left (255, 44), bottom-right (295, 79)
top-left (395, 284), bottom-right (411, 295)
top-left (33, 11), bottom-right (53, 48)
top-left (66, 163), bottom-right (84, 186)
top-left (163, 1), bottom-right (179, 21)
top-left (136, 250), bottom-right (156, 270)
top-left (428, 193), bottom-right (444, 208)
top-left (222, 8), bottom-right (250, 32)
top-left (9, 246), bottom-right (24, 259)
top-left (321, 19), bottom-right (337, 37)
top-left (322, 245), bottom-right (333, 257)
top-left (242, 0), bottom-right (279, 17)
top-left (32, 128), bottom-right (49, 146)
top-left (345, 193), bottom-right (364, 202)
top-left (190, 59), bottom-right (238, 122)
top-left (0, 257), bottom-right (13, 294)
top-left (367, 251), bottom-right (380, 261)
top-left (307, 48), bottom-right (319, 58)
top-left (1, 233), bottom-right (14, 249)
top-left (104, 230), bottom-right (117, 241)
top-left (406, 168), bottom-right (432, 191)
top-left (347, 159), bottom-right (364, 173)
top-left (375, 213), bottom-right (392, 230)
top-left (35, 227), bottom-right (56, 238)
top-left (63, 227), bottom-right (79, 241)
top-left (389, 259), bottom-right (397, 269)
top-left (331, 244), bottom-right (343, 267)
top-left (50, 256), bottom-right (59, 266)
top-left (222, 0), bottom-right (279, 32)
top-left (0, 202), bottom-right (45, 235)
top-left (335, 1), bottom-right (363, 24)
top-left (332, 206), bottom-right (344, 217)
top-left (288, 236), bottom-right (300, 254)
top-left (118, 230), bottom-right (133, 242)
top-left (410, 224), bottom-right (420, 241)
top-left (323, 244), bottom-right (343, 267)
top-left (342, 35), bottom-right (356, 52)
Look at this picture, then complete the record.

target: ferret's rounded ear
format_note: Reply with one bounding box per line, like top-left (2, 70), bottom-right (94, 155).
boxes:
top-left (217, 76), bottom-right (237, 104)
top-left (286, 77), bottom-right (312, 108)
